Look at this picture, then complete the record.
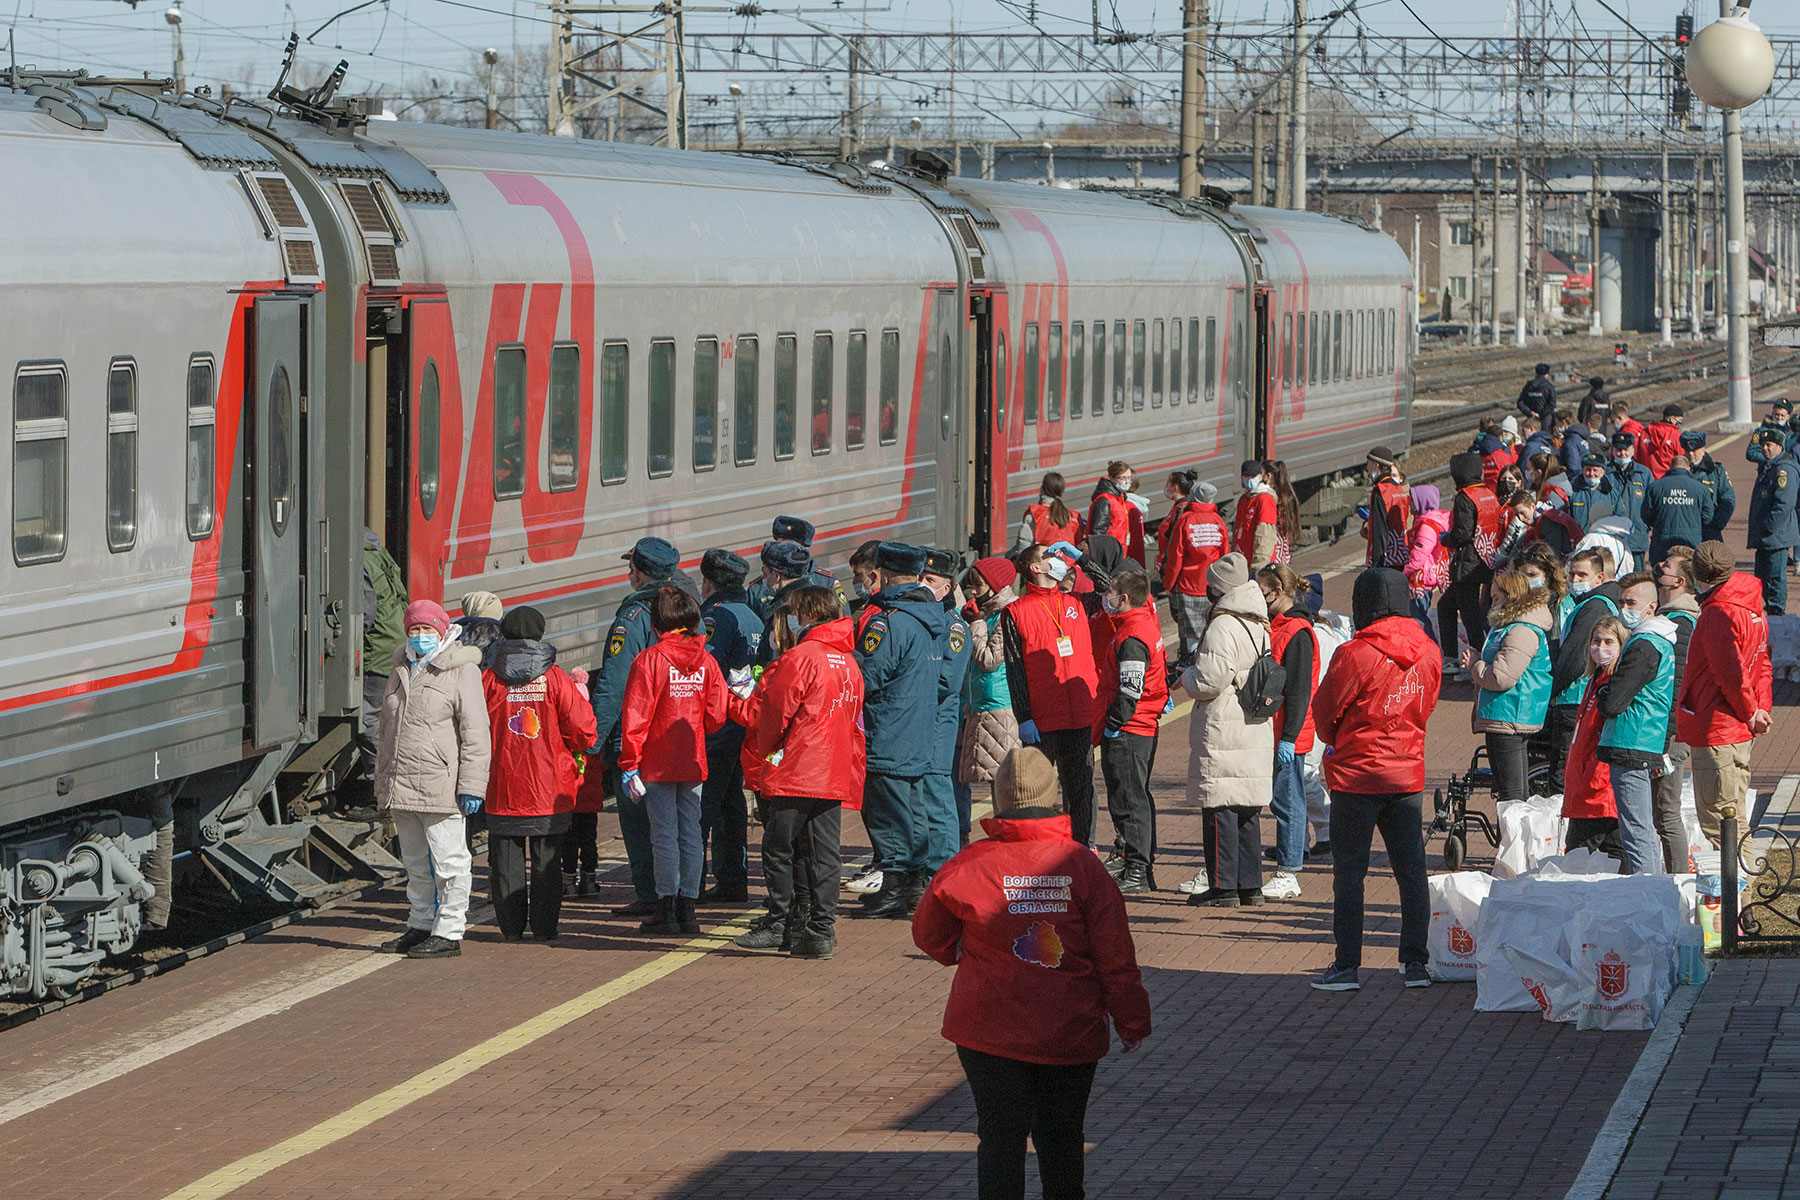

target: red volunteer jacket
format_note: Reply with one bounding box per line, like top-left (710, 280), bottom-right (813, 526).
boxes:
top-left (1088, 488), bottom-right (1131, 547)
top-left (749, 617), bottom-right (867, 807)
top-left (1232, 489), bottom-right (1277, 561)
top-left (1562, 673), bottom-right (1616, 819)
top-left (1027, 503), bottom-right (1084, 547)
top-left (1639, 420), bottom-right (1681, 479)
top-left (912, 811), bottom-right (1152, 1065)
top-left (1312, 615), bottom-right (1442, 793)
top-left (482, 665), bottom-right (598, 819)
top-left (1125, 503), bottom-right (1147, 566)
top-left (1465, 483), bottom-right (1504, 568)
top-left (1480, 446), bottom-right (1516, 492)
top-left (1675, 571), bottom-right (1774, 747)
top-left (1002, 584), bottom-right (1099, 732)
top-left (1161, 502), bottom-right (1229, 596)
top-left (1093, 602), bottom-right (1169, 740)
top-left (1268, 611), bottom-right (1321, 754)
top-left (1365, 474), bottom-right (1411, 568)
top-left (618, 630), bottom-right (728, 782)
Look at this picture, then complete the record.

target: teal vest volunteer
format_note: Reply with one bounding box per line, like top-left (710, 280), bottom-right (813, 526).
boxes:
top-left (1475, 621), bottom-right (1551, 728)
top-left (1553, 593), bottom-right (1620, 706)
top-left (1599, 631), bottom-right (1675, 756)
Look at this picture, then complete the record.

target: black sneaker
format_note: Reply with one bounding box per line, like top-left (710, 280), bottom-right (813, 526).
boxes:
top-left (1186, 888), bottom-right (1240, 908)
top-left (1310, 963), bottom-right (1360, 991)
top-left (406, 935), bottom-right (462, 959)
top-left (790, 933), bottom-right (836, 960)
top-left (735, 916), bottom-right (787, 951)
top-left (380, 927), bottom-right (431, 955)
top-left (699, 882), bottom-right (750, 904)
top-left (1306, 841), bottom-right (1333, 860)
top-left (1402, 962), bottom-right (1432, 988)
top-left (1239, 889), bottom-right (1266, 906)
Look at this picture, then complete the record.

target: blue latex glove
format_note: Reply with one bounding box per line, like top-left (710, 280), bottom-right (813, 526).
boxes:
top-left (1355, 505), bottom-right (1370, 521)
top-left (621, 768), bottom-right (647, 801)
top-left (1102, 728), bottom-right (1121, 740)
top-left (457, 794), bottom-right (483, 816)
top-left (1046, 541), bottom-right (1081, 560)
top-left (1275, 741), bottom-right (1296, 767)
top-left (1017, 719), bottom-right (1040, 746)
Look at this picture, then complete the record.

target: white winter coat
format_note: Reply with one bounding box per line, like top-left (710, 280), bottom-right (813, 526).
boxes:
top-left (1181, 580), bottom-right (1276, 809)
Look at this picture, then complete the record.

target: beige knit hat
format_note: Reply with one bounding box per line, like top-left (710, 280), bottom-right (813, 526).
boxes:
top-left (994, 747), bottom-right (1062, 814)
top-left (460, 590), bottom-right (504, 620)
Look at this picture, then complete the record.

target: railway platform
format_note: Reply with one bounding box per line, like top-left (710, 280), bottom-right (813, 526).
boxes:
top-left (2, 400), bottom-right (1798, 1200)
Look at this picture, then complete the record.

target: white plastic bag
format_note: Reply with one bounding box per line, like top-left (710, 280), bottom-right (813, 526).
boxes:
top-left (1494, 796), bottom-right (1564, 880)
top-left (1427, 871), bottom-right (1491, 981)
top-left (1534, 848), bottom-right (1621, 878)
top-left (1500, 943), bottom-right (1584, 1023)
top-left (1573, 913), bottom-right (1673, 1031)
top-left (1473, 888), bottom-right (1573, 1011)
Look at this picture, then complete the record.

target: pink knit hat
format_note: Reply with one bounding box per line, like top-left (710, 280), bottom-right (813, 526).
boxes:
top-left (403, 599), bottom-right (450, 637)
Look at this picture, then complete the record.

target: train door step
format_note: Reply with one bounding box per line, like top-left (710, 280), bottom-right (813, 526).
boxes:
top-left (196, 814), bottom-right (402, 909)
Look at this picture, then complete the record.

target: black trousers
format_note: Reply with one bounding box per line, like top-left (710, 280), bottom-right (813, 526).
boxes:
top-left (1565, 816), bottom-right (1624, 861)
top-left (489, 832), bottom-right (565, 939)
top-left (1038, 727), bottom-right (1098, 847)
top-left (1438, 574), bottom-right (1489, 660)
top-left (956, 1046), bottom-right (1098, 1200)
top-left (1203, 805), bottom-right (1262, 893)
top-left (560, 811), bottom-right (599, 875)
top-left (1329, 791), bottom-right (1429, 971)
top-left (701, 746), bottom-right (750, 890)
top-left (1530, 704), bottom-right (1579, 797)
top-left (762, 798), bottom-right (842, 938)
top-left (1485, 731), bottom-right (1531, 806)
top-left (1100, 731), bottom-right (1158, 866)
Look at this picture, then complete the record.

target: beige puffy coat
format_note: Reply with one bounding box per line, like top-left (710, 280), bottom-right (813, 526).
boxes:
top-left (1181, 580), bottom-right (1275, 809)
top-left (1468, 589), bottom-right (1556, 735)
top-left (956, 589), bottom-right (1021, 785)
top-left (375, 643), bottom-right (491, 815)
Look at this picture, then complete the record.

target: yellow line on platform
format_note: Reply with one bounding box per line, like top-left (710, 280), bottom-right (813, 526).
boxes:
top-left (159, 915), bottom-right (755, 1200)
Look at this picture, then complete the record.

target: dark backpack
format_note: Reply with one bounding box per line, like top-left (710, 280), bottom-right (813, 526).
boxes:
top-left (1225, 616), bottom-right (1287, 723)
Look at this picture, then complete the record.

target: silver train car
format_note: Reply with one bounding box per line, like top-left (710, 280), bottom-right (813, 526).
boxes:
top-left (0, 70), bottom-right (1413, 997)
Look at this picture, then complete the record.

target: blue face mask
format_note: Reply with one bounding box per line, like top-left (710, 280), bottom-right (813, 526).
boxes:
top-left (1620, 607), bottom-right (1644, 630)
top-left (408, 631), bottom-right (441, 658)
top-left (1570, 579), bottom-right (1595, 598)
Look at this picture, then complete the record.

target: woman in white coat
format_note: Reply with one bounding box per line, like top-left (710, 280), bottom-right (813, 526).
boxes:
top-left (1180, 553), bottom-right (1275, 908)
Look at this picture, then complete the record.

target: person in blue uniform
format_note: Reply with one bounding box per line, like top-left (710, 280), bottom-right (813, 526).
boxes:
top-left (922, 548), bottom-right (974, 869)
top-left (590, 535), bottom-right (682, 917)
top-left (1566, 452), bottom-right (1615, 533)
top-left (1747, 399), bottom-right (1797, 461)
top-left (1603, 432), bottom-right (1654, 567)
top-left (697, 548), bottom-right (764, 903)
top-left (1643, 454), bottom-right (1715, 564)
top-left (746, 515), bottom-right (843, 620)
top-left (1682, 430), bottom-right (1736, 543)
top-left (1748, 426), bottom-right (1800, 615)
top-left (853, 542), bottom-right (948, 920)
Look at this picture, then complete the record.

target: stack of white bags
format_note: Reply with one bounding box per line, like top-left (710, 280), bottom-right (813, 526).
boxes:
top-left (1426, 792), bottom-right (1721, 1031)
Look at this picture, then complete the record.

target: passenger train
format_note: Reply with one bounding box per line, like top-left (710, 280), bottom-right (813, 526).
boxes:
top-left (0, 67), bottom-right (1413, 997)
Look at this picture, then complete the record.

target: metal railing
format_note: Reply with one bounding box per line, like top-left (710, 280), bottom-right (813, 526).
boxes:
top-left (1720, 804), bottom-right (1800, 952)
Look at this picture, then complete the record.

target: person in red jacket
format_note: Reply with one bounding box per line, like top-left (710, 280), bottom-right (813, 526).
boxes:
top-left (1309, 568), bottom-right (1442, 992)
top-left (1011, 471), bottom-right (1086, 552)
top-left (1161, 479), bottom-right (1228, 666)
top-left (481, 606), bottom-right (598, 943)
top-left (1258, 564), bottom-right (1320, 900)
top-left (1676, 542), bottom-right (1774, 847)
top-left (1562, 617), bottom-right (1626, 860)
top-left (1363, 445), bottom-right (1410, 569)
top-left (1087, 461), bottom-right (1135, 549)
top-left (1232, 459), bottom-right (1280, 567)
top-left (731, 586), bottom-right (866, 959)
top-left (1608, 399), bottom-right (1647, 448)
top-left (1638, 404), bottom-right (1684, 479)
top-left (912, 746), bottom-right (1151, 1200)
top-left (1002, 545), bottom-right (1101, 847)
top-left (1093, 569), bottom-right (1168, 896)
top-left (618, 587), bottom-right (728, 936)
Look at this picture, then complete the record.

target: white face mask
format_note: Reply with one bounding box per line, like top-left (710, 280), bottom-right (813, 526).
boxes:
top-left (1525, 574), bottom-right (1547, 590)
top-left (1614, 453), bottom-right (1633, 466)
top-left (1102, 593), bottom-right (1126, 615)
top-left (1590, 644), bottom-right (1618, 668)
top-left (1570, 578), bottom-right (1595, 597)
top-left (1243, 477), bottom-right (1260, 491)
top-left (1620, 607), bottom-right (1645, 629)
top-left (1042, 556), bottom-right (1069, 584)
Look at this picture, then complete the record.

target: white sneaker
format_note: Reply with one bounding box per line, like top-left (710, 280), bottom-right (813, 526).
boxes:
top-left (1176, 869), bottom-right (1210, 895)
top-left (845, 866), bottom-right (883, 894)
top-left (1263, 870), bottom-right (1302, 900)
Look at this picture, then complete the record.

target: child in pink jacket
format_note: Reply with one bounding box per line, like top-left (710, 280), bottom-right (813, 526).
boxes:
top-left (1404, 484), bottom-right (1451, 635)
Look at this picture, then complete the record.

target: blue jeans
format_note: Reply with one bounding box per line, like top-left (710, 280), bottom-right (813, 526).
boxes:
top-left (642, 779), bottom-right (704, 898)
top-left (1271, 752), bottom-right (1307, 871)
top-left (1607, 764), bottom-right (1661, 874)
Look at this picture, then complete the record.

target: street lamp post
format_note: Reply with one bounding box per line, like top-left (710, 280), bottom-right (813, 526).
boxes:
top-left (165, 3), bottom-right (185, 95)
top-left (729, 82), bottom-right (746, 150)
top-left (483, 48), bottom-right (500, 130)
top-left (1687, 2), bottom-right (1776, 428)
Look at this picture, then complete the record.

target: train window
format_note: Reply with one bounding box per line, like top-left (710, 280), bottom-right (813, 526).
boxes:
top-left (1281, 314), bottom-right (1294, 388)
top-left (1168, 316), bottom-right (1181, 406)
top-left (549, 342), bottom-right (582, 490)
top-left (1023, 323), bottom-right (1039, 425)
top-left (811, 332), bottom-right (833, 455)
top-left (648, 339), bottom-right (675, 478)
top-left (1090, 320), bottom-right (1106, 417)
top-left (13, 362), bottom-right (68, 564)
top-left (1203, 318), bottom-right (1217, 403)
top-left (734, 335), bottom-right (759, 466)
top-left (1151, 319), bottom-right (1164, 408)
top-left (1112, 320), bottom-right (1126, 413)
top-left (1068, 323), bottom-right (1084, 419)
top-left (1309, 312), bottom-right (1320, 385)
top-left (878, 329), bottom-right (899, 446)
top-left (1294, 313), bottom-right (1307, 387)
top-left (1359, 311), bottom-right (1369, 377)
top-left (493, 345), bottom-right (527, 499)
top-left (418, 359), bottom-right (441, 518)
top-left (185, 356), bottom-right (215, 541)
top-left (846, 331), bottom-right (867, 451)
top-left (1047, 322), bottom-right (1064, 421)
top-left (267, 363), bottom-right (293, 537)
top-left (1333, 312), bottom-right (1344, 381)
top-left (1188, 319), bottom-right (1201, 403)
top-left (938, 332), bottom-right (954, 440)
top-left (600, 341), bottom-right (629, 484)
top-left (994, 330), bottom-right (1008, 427)
top-left (693, 338), bottom-right (718, 472)
top-left (1131, 320), bottom-right (1146, 410)
top-left (106, 358), bottom-right (137, 552)
top-left (774, 333), bottom-right (797, 461)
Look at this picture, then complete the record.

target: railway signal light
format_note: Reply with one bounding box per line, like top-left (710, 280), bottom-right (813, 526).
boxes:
top-left (1676, 14), bottom-right (1693, 46)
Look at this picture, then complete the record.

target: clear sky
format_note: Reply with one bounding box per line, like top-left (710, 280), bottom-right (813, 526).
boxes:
top-left (7, 0), bottom-right (1778, 99)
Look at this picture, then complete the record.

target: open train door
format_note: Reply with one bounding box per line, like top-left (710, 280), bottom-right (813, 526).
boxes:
top-left (249, 295), bottom-right (305, 749)
top-left (1251, 287), bottom-right (1273, 461)
top-left (927, 288), bottom-right (963, 553)
top-left (969, 290), bottom-right (998, 554)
